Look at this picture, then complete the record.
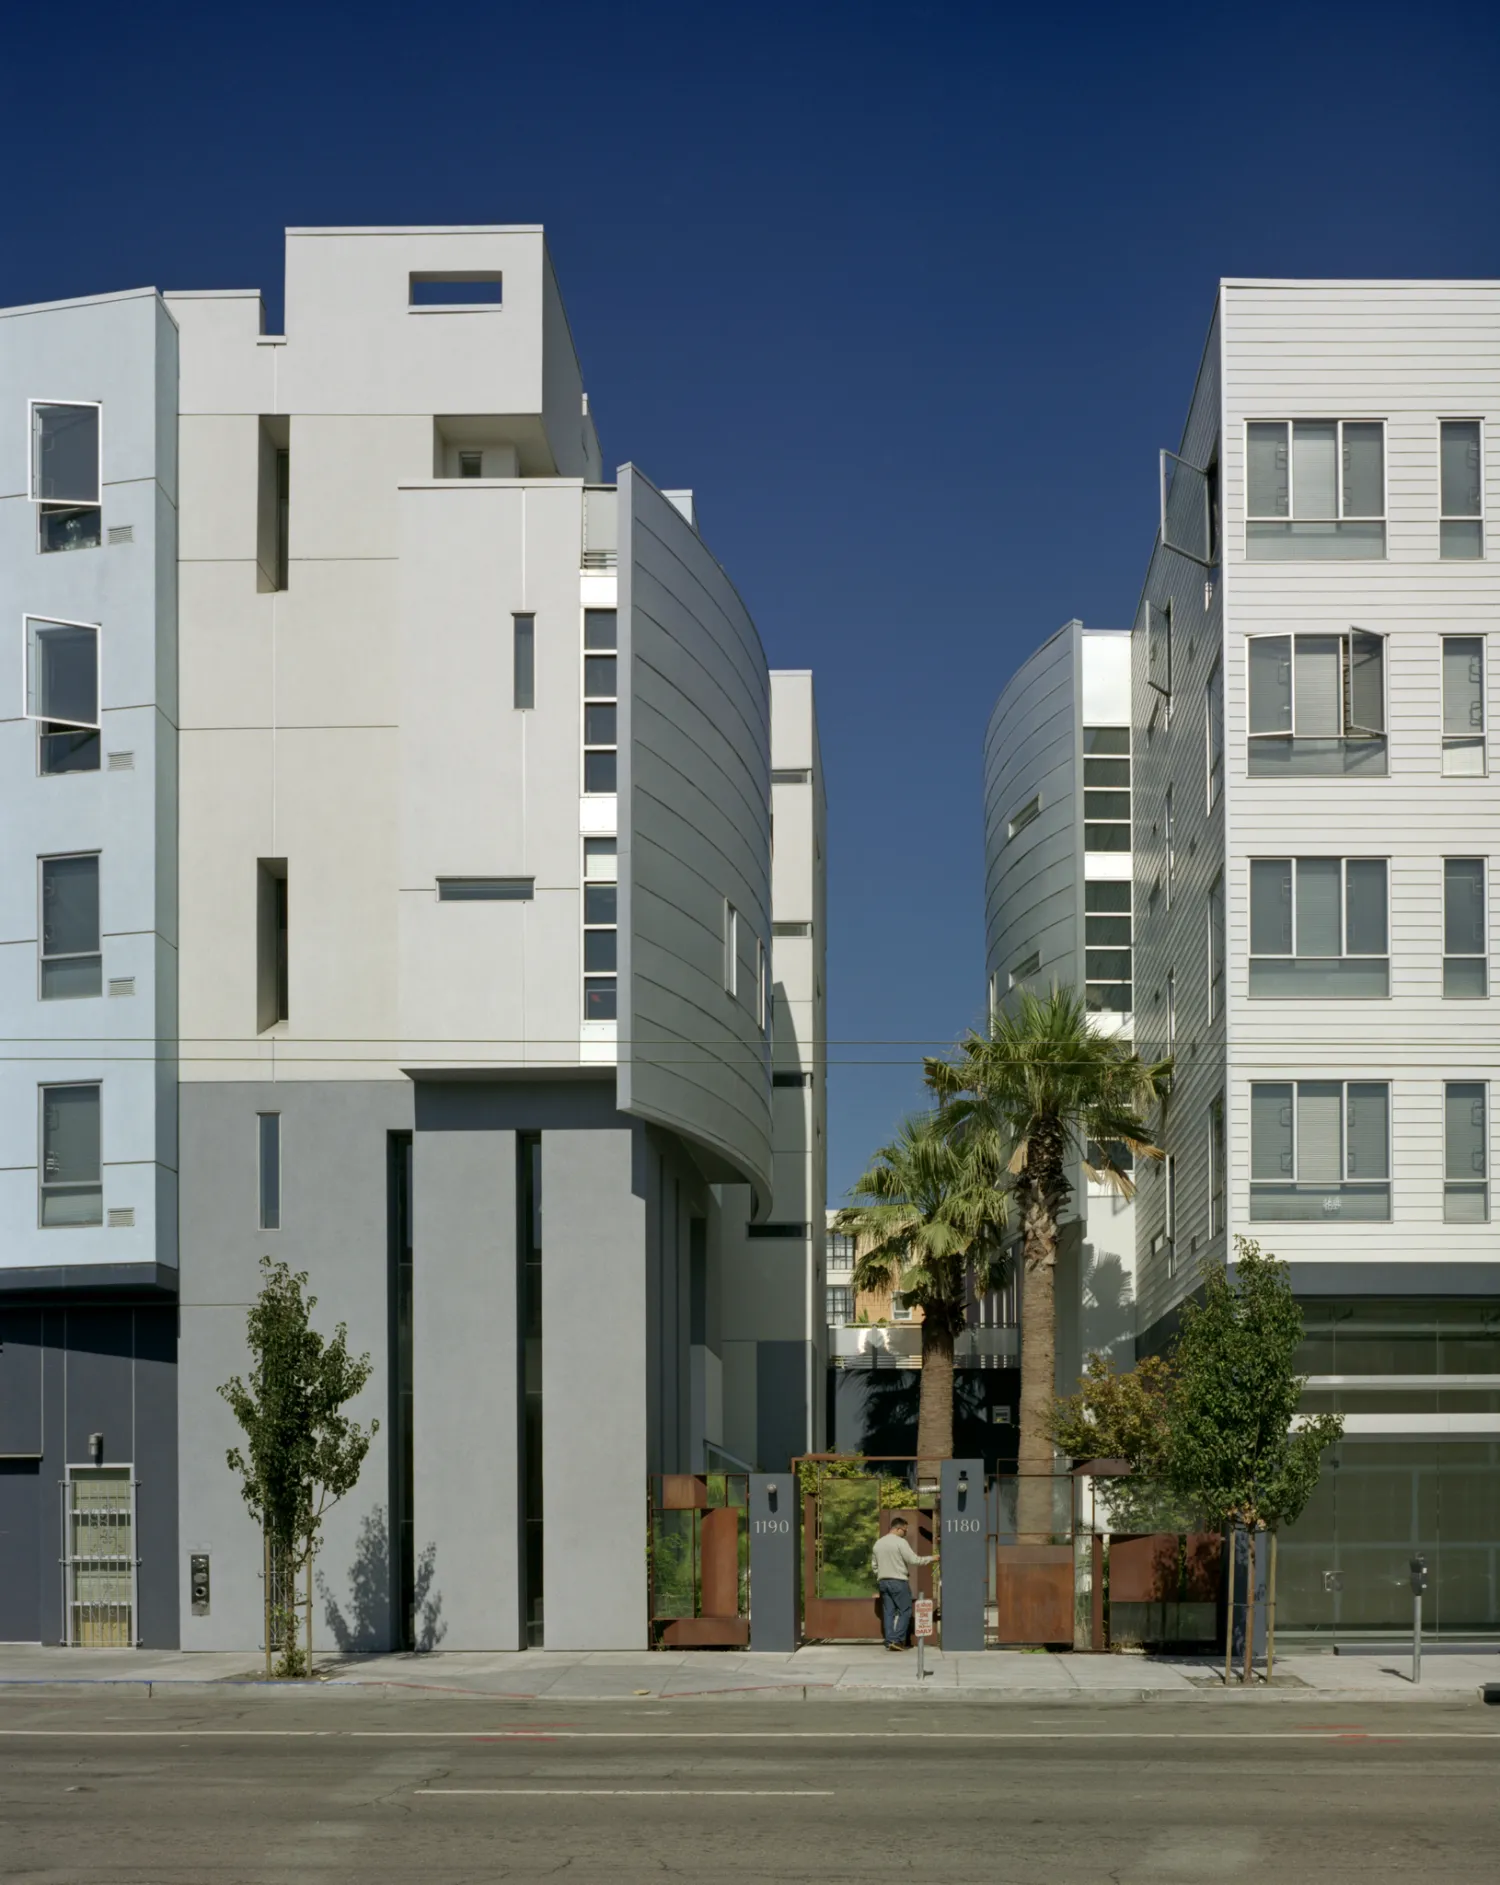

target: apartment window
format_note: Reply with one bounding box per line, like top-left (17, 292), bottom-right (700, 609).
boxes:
top-left (256, 860), bottom-right (289, 1031)
top-left (1441, 637), bottom-right (1485, 775)
top-left (757, 937), bottom-right (767, 1031)
top-left (1164, 1154), bottom-right (1177, 1268)
top-left (1084, 880), bottom-right (1131, 1014)
top-left (773, 1071), bottom-right (811, 1088)
top-left (1249, 858), bottom-right (1389, 997)
top-left (458, 450), bottom-right (484, 479)
top-left (1160, 446), bottom-right (1219, 565)
top-left (256, 420), bottom-right (290, 592)
top-left (40, 854), bottom-right (102, 999)
top-left (583, 840), bottom-right (618, 1021)
top-left (25, 616), bottom-right (100, 775)
top-left (1166, 970), bottom-right (1176, 1056)
top-left (723, 901), bottom-right (739, 997)
top-left (772, 768), bottom-right (812, 785)
top-left (1209, 1094), bottom-right (1225, 1238)
top-left (583, 610), bottom-right (617, 792)
top-left (891, 1294), bottom-right (913, 1323)
top-left (1440, 420), bottom-right (1483, 559)
top-left (437, 877), bottom-right (534, 901)
top-left (1246, 419), bottom-right (1386, 558)
top-left (827, 1285), bottom-right (853, 1326)
top-left (1083, 726), bottom-right (1130, 851)
top-left (1147, 600), bottom-right (1172, 701)
top-left (1208, 873), bottom-right (1225, 1018)
top-left (1445, 1083), bottom-right (1488, 1223)
top-left (1206, 660), bottom-right (1224, 809)
top-left (40, 1082), bottom-right (103, 1227)
top-left (1008, 950), bottom-right (1040, 990)
top-left (410, 272), bottom-right (503, 307)
top-left (1007, 794), bottom-right (1041, 839)
top-left (1250, 1080), bottom-right (1391, 1220)
top-left (1443, 858), bottom-right (1487, 998)
top-left (773, 920), bottom-right (811, 938)
top-left (826, 1231), bottom-right (856, 1270)
top-left (1164, 789), bottom-right (1175, 907)
top-left (513, 614), bottom-right (535, 709)
top-left (1247, 631), bottom-right (1386, 776)
top-left (258, 1114), bottom-right (281, 1231)
top-left (30, 400), bottom-right (102, 553)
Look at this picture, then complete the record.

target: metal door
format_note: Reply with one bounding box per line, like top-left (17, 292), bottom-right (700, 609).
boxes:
top-left (64, 1467), bottom-right (136, 1647)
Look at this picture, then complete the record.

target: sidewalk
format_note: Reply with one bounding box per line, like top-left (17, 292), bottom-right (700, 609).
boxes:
top-left (0, 1642), bottom-right (1494, 1700)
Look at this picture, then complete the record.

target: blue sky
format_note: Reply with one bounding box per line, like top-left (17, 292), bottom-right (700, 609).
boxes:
top-left (7, 0), bottom-right (1498, 1198)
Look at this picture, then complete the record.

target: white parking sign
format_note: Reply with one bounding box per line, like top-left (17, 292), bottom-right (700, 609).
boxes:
top-left (913, 1598), bottom-right (935, 1638)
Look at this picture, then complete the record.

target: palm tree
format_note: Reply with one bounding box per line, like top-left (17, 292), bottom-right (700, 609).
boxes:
top-left (834, 1112), bottom-right (1010, 1470)
top-left (927, 988), bottom-right (1170, 1539)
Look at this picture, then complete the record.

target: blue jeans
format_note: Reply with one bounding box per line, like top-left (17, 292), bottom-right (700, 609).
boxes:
top-left (879, 1578), bottom-right (913, 1647)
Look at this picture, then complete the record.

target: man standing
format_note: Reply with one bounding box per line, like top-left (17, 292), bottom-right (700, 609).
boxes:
top-left (872, 1517), bottom-right (932, 1651)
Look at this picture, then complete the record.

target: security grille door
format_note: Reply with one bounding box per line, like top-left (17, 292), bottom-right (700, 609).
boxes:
top-left (66, 1468), bottom-right (136, 1647)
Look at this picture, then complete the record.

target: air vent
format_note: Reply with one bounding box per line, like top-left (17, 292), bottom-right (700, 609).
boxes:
top-left (773, 921), bottom-right (812, 938)
top-left (107, 524), bottom-right (134, 545)
top-left (436, 877), bottom-right (534, 901)
top-left (107, 977), bottom-right (136, 998)
top-left (107, 1207), bottom-right (135, 1229)
top-left (106, 751), bottom-right (135, 771)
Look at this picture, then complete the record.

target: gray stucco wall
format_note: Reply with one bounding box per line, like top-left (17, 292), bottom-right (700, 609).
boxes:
top-left (617, 466), bottom-right (773, 1202)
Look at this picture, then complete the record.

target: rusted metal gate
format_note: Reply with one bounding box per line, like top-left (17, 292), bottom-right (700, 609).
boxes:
top-left (648, 1474), bottom-right (749, 1647)
top-left (796, 1457), bottom-right (937, 1644)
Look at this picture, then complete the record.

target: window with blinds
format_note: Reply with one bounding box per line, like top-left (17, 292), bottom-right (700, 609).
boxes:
top-left (1250, 1079), bottom-right (1390, 1220)
top-left (1245, 419), bottom-right (1386, 559)
top-left (1441, 637), bottom-right (1485, 776)
top-left (1247, 632), bottom-right (1387, 776)
top-left (1443, 858), bottom-right (1487, 999)
top-left (1248, 857), bottom-right (1388, 997)
top-left (1444, 1083), bottom-right (1487, 1224)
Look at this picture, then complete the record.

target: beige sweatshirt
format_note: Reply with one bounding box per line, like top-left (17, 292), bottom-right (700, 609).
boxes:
top-left (871, 1533), bottom-right (932, 1583)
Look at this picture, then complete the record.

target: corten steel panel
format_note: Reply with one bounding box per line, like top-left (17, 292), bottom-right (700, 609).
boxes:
top-left (662, 1616), bottom-right (750, 1647)
top-left (699, 1506), bottom-right (741, 1618)
top-left (1184, 1532), bottom-right (1223, 1601)
top-left (994, 1544), bottom-right (1075, 1646)
top-left (659, 1475), bottom-right (710, 1511)
top-left (1109, 1533), bottom-right (1184, 1604)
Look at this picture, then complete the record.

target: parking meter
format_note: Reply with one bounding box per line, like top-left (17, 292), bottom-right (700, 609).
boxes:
top-left (1409, 1554), bottom-right (1428, 1683)
top-left (1409, 1555), bottom-right (1428, 1594)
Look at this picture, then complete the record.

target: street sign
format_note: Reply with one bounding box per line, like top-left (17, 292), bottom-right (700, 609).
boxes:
top-left (913, 1598), bottom-right (935, 1639)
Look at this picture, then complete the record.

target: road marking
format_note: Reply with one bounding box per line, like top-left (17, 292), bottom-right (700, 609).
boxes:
top-left (416, 1788), bottom-right (835, 1797)
top-left (0, 1729), bottom-right (1495, 1742)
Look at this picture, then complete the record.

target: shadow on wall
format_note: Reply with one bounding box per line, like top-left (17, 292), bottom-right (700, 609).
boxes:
top-left (1079, 1246), bottom-right (1135, 1361)
top-left (317, 1506), bottom-right (446, 1654)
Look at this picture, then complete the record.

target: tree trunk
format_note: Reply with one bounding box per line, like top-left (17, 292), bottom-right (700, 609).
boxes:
top-left (917, 1317), bottom-right (956, 1476)
top-left (1016, 1137), bottom-right (1067, 1543)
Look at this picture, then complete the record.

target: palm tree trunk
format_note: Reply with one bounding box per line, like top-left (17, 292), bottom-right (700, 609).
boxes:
top-left (1016, 1144), bottom-right (1065, 1542)
top-left (917, 1317), bottom-right (955, 1475)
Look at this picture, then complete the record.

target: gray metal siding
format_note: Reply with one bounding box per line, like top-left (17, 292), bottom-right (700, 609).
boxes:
top-left (983, 622), bottom-right (1083, 1005)
top-left (618, 467), bottom-right (773, 1201)
top-left (1131, 300), bottom-right (1226, 1336)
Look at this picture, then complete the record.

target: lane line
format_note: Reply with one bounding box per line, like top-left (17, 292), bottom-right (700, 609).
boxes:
top-left (0, 1728), bottom-right (1495, 1742)
top-left (416, 1788), bottom-right (835, 1797)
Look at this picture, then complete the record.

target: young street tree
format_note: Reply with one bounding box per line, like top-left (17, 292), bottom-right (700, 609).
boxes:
top-left (928, 987), bottom-right (1169, 1539)
top-left (834, 1111), bottom-right (1010, 1467)
top-left (219, 1257), bottom-right (379, 1675)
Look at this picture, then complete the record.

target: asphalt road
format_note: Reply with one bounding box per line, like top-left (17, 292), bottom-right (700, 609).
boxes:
top-left (0, 1692), bottom-right (1496, 1883)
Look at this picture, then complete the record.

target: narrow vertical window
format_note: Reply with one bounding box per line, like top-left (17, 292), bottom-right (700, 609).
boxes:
top-left (257, 1113), bottom-right (281, 1230)
top-left (25, 616), bottom-right (101, 775)
top-left (257, 860), bottom-right (289, 1030)
top-left (1166, 968), bottom-right (1176, 1057)
top-left (1205, 660), bottom-right (1224, 809)
top-left (757, 937), bottom-right (768, 1032)
top-left (1441, 636), bottom-right (1485, 775)
top-left (1443, 858), bottom-right (1487, 998)
top-left (40, 854), bottom-right (102, 999)
top-left (257, 420), bottom-right (290, 591)
top-left (582, 839), bottom-right (618, 1021)
top-left (1209, 1095), bottom-right (1225, 1238)
top-left (1440, 420), bottom-right (1483, 559)
top-left (40, 1082), bottom-right (103, 1227)
top-left (1082, 727), bottom-right (1130, 851)
top-left (1164, 1154), bottom-right (1177, 1274)
top-left (723, 901), bottom-right (738, 997)
top-left (513, 613), bottom-right (535, 710)
top-left (1444, 1083), bottom-right (1488, 1222)
top-left (1084, 880), bottom-right (1131, 1014)
top-left (583, 610), bottom-right (618, 793)
top-left (387, 1132), bottom-right (415, 1649)
top-left (31, 400), bottom-right (102, 553)
top-left (275, 448), bottom-right (289, 590)
top-left (1147, 600), bottom-right (1173, 702)
top-left (517, 1132), bottom-right (544, 1647)
top-left (1164, 788), bottom-right (1174, 907)
top-left (1207, 874), bottom-right (1225, 1020)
